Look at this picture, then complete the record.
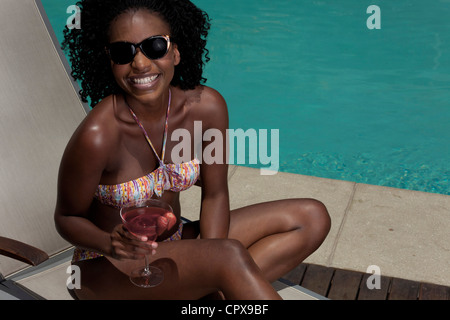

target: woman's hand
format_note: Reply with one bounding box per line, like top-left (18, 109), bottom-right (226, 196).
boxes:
top-left (110, 224), bottom-right (158, 260)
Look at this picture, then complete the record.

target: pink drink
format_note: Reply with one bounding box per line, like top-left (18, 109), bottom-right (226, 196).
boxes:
top-left (120, 199), bottom-right (171, 288)
top-left (123, 207), bottom-right (170, 240)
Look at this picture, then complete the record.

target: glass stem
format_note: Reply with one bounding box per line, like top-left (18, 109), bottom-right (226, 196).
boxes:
top-left (143, 254), bottom-right (151, 275)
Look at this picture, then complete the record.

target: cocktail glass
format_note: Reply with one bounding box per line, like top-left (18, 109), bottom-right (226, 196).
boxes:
top-left (120, 199), bottom-right (173, 288)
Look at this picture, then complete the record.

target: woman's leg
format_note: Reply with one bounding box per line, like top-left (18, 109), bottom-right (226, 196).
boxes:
top-left (229, 198), bottom-right (331, 282)
top-left (73, 238), bottom-right (282, 300)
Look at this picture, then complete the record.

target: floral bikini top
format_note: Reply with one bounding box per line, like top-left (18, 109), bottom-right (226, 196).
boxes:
top-left (94, 90), bottom-right (200, 209)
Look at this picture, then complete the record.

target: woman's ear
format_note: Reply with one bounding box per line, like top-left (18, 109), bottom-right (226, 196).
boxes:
top-left (173, 43), bottom-right (181, 66)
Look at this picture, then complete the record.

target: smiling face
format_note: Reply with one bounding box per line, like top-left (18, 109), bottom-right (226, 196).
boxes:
top-left (108, 9), bottom-right (180, 105)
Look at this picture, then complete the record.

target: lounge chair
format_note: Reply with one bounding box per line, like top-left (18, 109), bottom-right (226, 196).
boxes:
top-left (0, 0), bottom-right (322, 300)
top-left (0, 0), bottom-right (87, 300)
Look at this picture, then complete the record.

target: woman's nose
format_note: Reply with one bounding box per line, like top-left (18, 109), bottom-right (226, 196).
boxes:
top-left (132, 48), bottom-right (153, 71)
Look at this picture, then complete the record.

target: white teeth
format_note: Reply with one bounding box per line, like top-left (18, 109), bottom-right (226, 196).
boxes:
top-left (133, 75), bottom-right (158, 84)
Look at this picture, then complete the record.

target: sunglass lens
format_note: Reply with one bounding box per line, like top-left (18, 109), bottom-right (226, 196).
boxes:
top-left (142, 37), bottom-right (168, 60)
top-left (109, 42), bottom-right (135, 64)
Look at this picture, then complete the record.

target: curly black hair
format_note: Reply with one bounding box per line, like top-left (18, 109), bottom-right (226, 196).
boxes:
top-left (62, 0), bottom-right (211, 108)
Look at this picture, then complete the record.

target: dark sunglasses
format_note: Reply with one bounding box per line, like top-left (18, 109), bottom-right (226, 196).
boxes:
top-left (107, 35), bottom-right (171, 65)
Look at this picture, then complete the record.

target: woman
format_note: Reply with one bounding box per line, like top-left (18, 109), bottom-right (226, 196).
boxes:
top-left (55, 0), bottom-right (331, 300)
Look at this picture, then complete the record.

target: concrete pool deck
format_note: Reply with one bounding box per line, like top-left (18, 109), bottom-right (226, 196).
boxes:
top-left (180, 165), bottom-right (450, 288)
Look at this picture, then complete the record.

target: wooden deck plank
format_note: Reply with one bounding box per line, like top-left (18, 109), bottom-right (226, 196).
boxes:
top-left (419, 283), bottom-right (450, 300)
top-left (299, 264), bottom-right (334, 297)
top-left (284, 263), bottom-right (450, 300)
top-left (388, 278), bottom-right (419, 300)
top-left (358, 274), bottom-right (391, 300)
top-left (327, 269), bottom-right (363, 300)
top-left (282, 263), bottom-right (307, 285)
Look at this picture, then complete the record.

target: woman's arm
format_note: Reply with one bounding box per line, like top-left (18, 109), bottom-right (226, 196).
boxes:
top-left (54, 111), bottom-right (114, 256)
top-left (54, 106), bottom-right (153, 259)
top-left (197, 87), bottom-right (231, 239)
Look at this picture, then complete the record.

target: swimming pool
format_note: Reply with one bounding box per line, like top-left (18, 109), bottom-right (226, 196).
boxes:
top-left (40, 0), bottom-right (449, 195)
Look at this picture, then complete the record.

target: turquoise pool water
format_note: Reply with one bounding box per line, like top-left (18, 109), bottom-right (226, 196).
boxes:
top-left (41, 0), bottom-right (449, 195)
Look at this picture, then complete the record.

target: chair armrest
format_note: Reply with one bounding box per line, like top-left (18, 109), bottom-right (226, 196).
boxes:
top-left (0, 236), bottom-right (49, 266)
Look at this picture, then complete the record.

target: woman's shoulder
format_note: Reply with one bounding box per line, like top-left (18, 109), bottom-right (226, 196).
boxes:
top-left (190, 85), bottom-right (226, 107)
top-left (68, 95), bottom-right (120, 153)
top-left (80, 95), bottom-right (117, 130)
top-left (182, 85), bottom-right (228, 121)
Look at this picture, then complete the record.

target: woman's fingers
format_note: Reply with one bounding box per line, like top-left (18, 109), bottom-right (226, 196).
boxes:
top-left (111, 224), bottom-right (158, 260)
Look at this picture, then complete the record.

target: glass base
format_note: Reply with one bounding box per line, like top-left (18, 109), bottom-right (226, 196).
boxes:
top-left (129, 266), bottom-right (164, 288)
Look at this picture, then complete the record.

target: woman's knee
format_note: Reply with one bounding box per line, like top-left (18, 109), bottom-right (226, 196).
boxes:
top-left (307, 199), bottom-right (331, 238)
top-left (206, 239), bottom-right (260, 282)
top-left (291, 198), bottom-right (331, 236)
top-left (216, 239), bottom-right (260, 270)
top-left (219, 239), bottom-right (251, 262)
